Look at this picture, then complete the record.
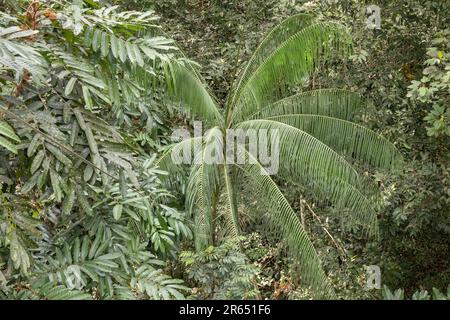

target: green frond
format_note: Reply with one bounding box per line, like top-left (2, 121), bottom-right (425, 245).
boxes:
top-left (227, 13), bottom-right (315, 109)
top-left (0, 26), bottom-right (47, 83)
top-left (264, 114), bottom-right (403, 171)
top-left (185, 128), bottom-right (223, 250)
top-left (235, 119), bottom-right (379, 236)
top-left (164, 61), bottom-right (223, 124)
top-left (221, 164), bottom-right (241, 239)
top-left (247, 89), bottom-right (365, 121)
top-left (234, 146), bottom-right (334, 298)
top-left (236, 119), bottom-right (360, 185)
top-left (31, 283), bottom-right (92, 300)
top-left (186, 164), bottom-right (215, 250)
top-left (155, 136), bottom-right (203, 173)
top-left (229, 21), bottom-right (352, 125)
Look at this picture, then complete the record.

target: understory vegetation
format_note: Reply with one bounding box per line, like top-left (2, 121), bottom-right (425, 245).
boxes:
top-left (0, 0), bottom-right (448, 300)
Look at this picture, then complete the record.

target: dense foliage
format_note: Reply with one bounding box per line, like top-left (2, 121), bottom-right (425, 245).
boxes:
top-left (1, 0), bottom-right (449, 300)
top-left (0, 0), bottom-right (191, 299)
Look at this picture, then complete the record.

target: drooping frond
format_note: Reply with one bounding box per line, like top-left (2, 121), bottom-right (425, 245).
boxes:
top-left (221, 164), bottom-right (241, 239)
top-left (186, 164), bottom-right (215, 250)
top-left (155, 137), bottom-right (203, 174)
top-left (164, 61), bottom-right (222, 124)
top-left (234, 146), bottom-right (334, 298)
top-left (264, 114), bottom-right (403, 171)
top-left (235, 119), bottom-right (379, 236)
top-left (247, 89), bottom-right (365, 121)
top-left (185, 128), bottom-right (223, 250)
top-left (229, 22), bottom-right (352, 125)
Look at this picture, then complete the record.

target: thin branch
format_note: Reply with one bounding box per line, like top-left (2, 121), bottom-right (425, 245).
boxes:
top-left (303, 199), bottom-right (348, 261)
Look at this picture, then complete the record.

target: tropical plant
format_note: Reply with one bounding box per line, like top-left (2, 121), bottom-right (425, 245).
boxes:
top-left (382, 284), bottom-right (450, 300)
top-left (180, 236), bottom-right (260, 300)
top-left (0, 0), bottom-right (190, 299)
top-left (407, 29), bottom-right (450, 137)
top-left (157, 13), bottom-right (403, 298)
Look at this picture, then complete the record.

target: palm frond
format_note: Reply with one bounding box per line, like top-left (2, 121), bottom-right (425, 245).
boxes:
top-left (229, 22), bottom-right (352, 125)
top-left (164, 61), bottom-right (222, 124)
top-left (235, 119), bottom-right (379, 236)
top-left (185, 128), bottom-right (222, 250)
top-left (264, 114), bottom-right (403, 171)
top-left (227, 13), bottom-right (315, 109)
top-left (234, 146), bottom-right (334, 298)
top-left (247, 89), bottom-right (365, 121)
top-left (155, 136), bottom-right (203, 173)
top-left (221, 164), bottom-right (241, 239)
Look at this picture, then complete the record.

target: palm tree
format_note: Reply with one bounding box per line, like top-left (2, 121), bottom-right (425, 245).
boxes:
top-left (158, 14), bottom-right (402, 298)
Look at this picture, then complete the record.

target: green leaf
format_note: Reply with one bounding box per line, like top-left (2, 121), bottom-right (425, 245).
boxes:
top-left (0, 120), bottom-right (20, 142)
top-left (125, 41), bottom-right (135, 64)
top-left (62, 184), bottom-right (75, 215)
top-left (101, 31), bottom-right (110, 58)
top-left (110, 34), bottom-right (119, 58)
top-left (92, 29), bottom-right (102, 52)
top-left (50, 169), bottom-right (62, 202)
top-left (0, 134), bottom-right (18, 154)
top-left (113, 204), bottom-right (123, 220)
top-left (133, 44), bottom-right (144, 66)
top-left (46, 143), bottom-right (72, 167)
top-left (65, 77), bottom-right (77, 96)
top-left (82, 86), bottom-right (93, 109)
top-left (27, 134), bottom-right (41, 157)
top-left (30, 149), bottom-right (45, 174)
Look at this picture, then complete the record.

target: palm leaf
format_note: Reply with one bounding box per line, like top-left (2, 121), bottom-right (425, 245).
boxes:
top-left (221, 164), bottom-right (241, 239)
top-left (235, 119), bottom-right (379, 236)
top-left (264, 114), bottom-right (403, 171)
top-left (234, 146), bottom-right (334, 298)
top-left (185, 128), bottom-right (222, 249)
top-left (164, 61), bottom-right (222, 124)
top-left (227, 14), bottom-right (315, 109)
top-left (155, 136), bottom-right (203, 174)
top-left (186, 163), bottom-right (215, 249)
top-left (247, 89), bottom-right (365, 121)
top-left (229, 22), bottom-right (352, 124)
